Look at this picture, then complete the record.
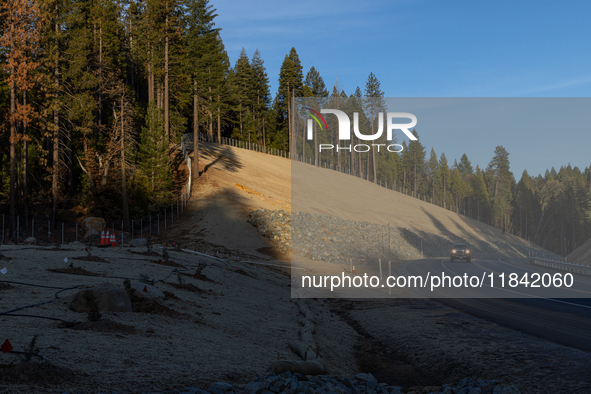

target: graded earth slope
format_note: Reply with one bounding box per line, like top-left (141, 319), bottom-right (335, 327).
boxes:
top-left (567, 237), bottom-right (591, 265)
top-left (172, 142), bottom-right (534, 262)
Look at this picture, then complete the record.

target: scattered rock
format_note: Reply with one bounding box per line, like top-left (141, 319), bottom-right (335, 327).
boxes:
top-left (247, 208), bottom-right (555, 266)
top-left (207, 382), bottom-right (233, 394)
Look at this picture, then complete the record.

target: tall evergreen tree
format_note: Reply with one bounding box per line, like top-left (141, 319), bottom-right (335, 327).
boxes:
top-left (426, 148), bottom-right (439, 203)
top-left (276, 47), bottom-right (303, 152)
top-left (364, 72), bottom-right (385, 183)
top-left (407, 129), bottom-right (425, 198)
top-left (486, 145), bottom-right (514, 231)
top-left (251, 49), bottom-right (270, 146)
top-left (472, 165), bottom-right (491, 222)
top-left (138, 101), bottom-right (172, 205)
top-left (458, 153), bottom-right (473, 178)
top-left (439, 153), bottom-right (450, 209)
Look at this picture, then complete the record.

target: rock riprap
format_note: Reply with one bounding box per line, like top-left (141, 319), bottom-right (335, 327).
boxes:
top-left (76, 373), bottom-right (521, 394)
top-left (248, 208), bottom-right (555, 265)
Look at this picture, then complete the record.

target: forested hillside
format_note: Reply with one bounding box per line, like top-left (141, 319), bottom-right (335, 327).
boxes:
top-left (1, 0), bottom-right (590, 256)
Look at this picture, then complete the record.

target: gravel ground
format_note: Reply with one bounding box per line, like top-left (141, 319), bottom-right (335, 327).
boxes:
top-left (248, 209), bottom-right (559, 265)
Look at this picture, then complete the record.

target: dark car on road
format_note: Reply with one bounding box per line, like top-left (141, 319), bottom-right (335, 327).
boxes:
top-left (450, 243), bottom-right (471, 263)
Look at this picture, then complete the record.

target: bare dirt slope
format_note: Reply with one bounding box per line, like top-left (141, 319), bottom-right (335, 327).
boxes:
top-left (291, 159), bottom-right (531, 248)
top-left (159, 144), bottom-right (291, 260)
top-left (168, 143), bottom-right (532, 262)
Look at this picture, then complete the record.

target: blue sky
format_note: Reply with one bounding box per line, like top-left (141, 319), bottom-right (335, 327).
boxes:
top-left (213, 0), bottom-right (591, 178)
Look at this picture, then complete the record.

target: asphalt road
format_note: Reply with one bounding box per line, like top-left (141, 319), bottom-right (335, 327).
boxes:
top-left (398, 257), bottom-right (591, 352)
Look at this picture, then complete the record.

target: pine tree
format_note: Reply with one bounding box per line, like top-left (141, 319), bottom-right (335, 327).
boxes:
top-left (364, 72), bottom-right (385, 183)
top-left (0, 0), bottom-right (41, 235)
top-left (138, 101), bottom-right (172, 205)
top-left (458, 153), bottom-right (473, 178)
top-left (486, 145), bottom-right (514, 231)
top-left (472, 165), bottom-right (491, 222)
top-left (439, 153), bottom-right (450, 209)
top-left (407, 129), bottom-right (425, 198)
top-left (304, 67), bottom-right (328, 97)
top-left (515, 170), bottom-right (535, 239)
top-left (251, 49), bottom-right (270, 146)
top-left (427, 148), bottom-right (439, 203)
top-left (303, 67), bottom-right (328, 166)
top-left (276, 47), bottom-right (303, 152)
top-left (183, 0), bottom-right (226, 177)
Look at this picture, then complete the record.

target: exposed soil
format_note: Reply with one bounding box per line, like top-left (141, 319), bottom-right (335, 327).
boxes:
top-left (233, 267), bottom-right (257, 278)
top-left (72, 255), bottom-right (110, 263)
top-left (130, 297), bottom-right (193, 320)
top-left (169, 282), bottom-right (206, 294)
top-left (61, 319), bottom-right (137, 335)
top-left (328, 298), bottom-right (591, 394)
top-left (162, 290), bottom-right (180, 300)
top-left (131, 250), bottom-right (161, 257)
top-left (153, 259), bottom-right (185, 268)
top-left (182, 271), bottom-right (216, 283)
top-left (47, 267), bottom-right (101, 276)
top-left (0, 362), bottom-right (80, 386)
top-left (330, 300), bottom-right (437, 388)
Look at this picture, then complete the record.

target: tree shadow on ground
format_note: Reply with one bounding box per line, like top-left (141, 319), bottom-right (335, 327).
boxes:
top-left (187, 142), bottom-right (243, 175)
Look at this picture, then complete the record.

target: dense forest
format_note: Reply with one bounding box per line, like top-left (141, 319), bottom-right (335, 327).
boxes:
top-left (1, 0), bottom-right (590, 256)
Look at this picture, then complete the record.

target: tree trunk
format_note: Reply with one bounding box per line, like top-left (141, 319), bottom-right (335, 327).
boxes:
top-left (121, 94), bottom-right (130, 232)
top-left (413, 164), bottom-right (417, 198)
top-left (193, 79), bottom-right (199, 178)
top-left (67, 118), bottom-right (73, 193)
top-left (23, 90), bottom-right (29, 221)
top-left (164, 14), bottom-right (169, 141)
top-left (217, 94), bottom-right (221, 142)
top-left (148, 43), bottom-right (154, 103)
top-left (52, 14), bottom-right (60, 229)
top-left (9, 48), bottom-right (16, 237)
top-left (98, 20), bottom-right (102, 135)
top-left (287, 84), bottom-right (291, 156)
top-left (239, 103), bottom-right (242, 138)
top-left (443, 177), bottom-right (446, 209)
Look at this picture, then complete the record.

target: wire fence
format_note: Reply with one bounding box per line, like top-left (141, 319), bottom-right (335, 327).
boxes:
top-left (1, 205), bottom-right (188, 245)
top-left (2, 138), bottom-right (193, 246)
top-left (183, 132), bottom-right (290, 158)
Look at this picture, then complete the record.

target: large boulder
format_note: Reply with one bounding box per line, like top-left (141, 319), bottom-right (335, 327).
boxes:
top-left (70, 287), bottom-right (132, 313)
top-left (130, 282), bottom-right (165, 299)
top-left (82, 217), bottom-right (106, 239)
top-left (24, 237), bottom-right (36, 245)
